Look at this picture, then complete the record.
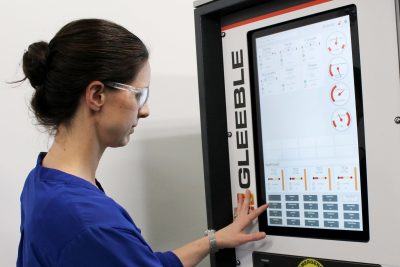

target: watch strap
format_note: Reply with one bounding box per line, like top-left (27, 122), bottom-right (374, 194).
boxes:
top-left (204, 229), bottom-right (219, 253)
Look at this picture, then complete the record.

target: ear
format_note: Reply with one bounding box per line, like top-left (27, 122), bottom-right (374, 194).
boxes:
top-left (85, 81), bottom-right (106, 111)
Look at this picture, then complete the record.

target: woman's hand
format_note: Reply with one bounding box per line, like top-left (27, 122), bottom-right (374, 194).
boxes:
top-left (173, 189), bottom-right (268, 267)
top-left (215, 189), bottom-right (268, 249)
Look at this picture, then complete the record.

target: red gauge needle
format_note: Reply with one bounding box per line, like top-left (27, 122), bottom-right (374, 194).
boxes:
top-left (335, 37), bottom-right (338, 45)
top-left (338, 90), bottom-right (344, 96)
top-left (338, 114), bottom-right (343, 122)
top-left (337, 66), bottom-right (341, 75)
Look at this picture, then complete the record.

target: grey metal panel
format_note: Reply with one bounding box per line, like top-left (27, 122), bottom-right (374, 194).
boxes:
top-left (220, 0), bottom-right (313, 27)
top-left (193, 0), bottom-right (216, 8)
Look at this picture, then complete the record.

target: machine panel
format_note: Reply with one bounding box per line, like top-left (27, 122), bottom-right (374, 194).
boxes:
top-left (194, 0), bottom-right (400, 266)
top-left (250, 5), bottom-right (369, 242)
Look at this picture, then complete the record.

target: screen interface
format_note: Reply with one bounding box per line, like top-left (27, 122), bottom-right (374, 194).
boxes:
top-left (251, 6), bottom-right (368, 239)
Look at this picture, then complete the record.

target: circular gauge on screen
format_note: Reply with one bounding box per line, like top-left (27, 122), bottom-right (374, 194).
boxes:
top-left (330, 83), bottom-right (350, 106)
top-left (329, 58), bottom-right (348, 80)
top-left (332, 109), bottom-right (351, 131)
top-left (327, 32), bottom-right (347, 55)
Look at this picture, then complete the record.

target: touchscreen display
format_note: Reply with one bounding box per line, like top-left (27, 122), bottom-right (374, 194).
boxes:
top-left (251, 5), bottom-right (369, 240)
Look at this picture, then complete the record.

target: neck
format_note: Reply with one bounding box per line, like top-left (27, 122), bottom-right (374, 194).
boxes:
top-left (43, 123), bottom-right (105, 186)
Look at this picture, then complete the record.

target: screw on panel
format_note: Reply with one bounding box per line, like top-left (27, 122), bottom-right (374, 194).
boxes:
top-left (395, 116), bottom-right (400, 124)
top-left (228, 132), bottom-right (232, 137)
top-left (221, 32), bottom-right (226, 38)
top-left (236, 259), bottom-right (241, 265)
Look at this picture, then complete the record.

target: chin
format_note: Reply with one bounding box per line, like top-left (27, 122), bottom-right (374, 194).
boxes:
top-left (109, 135), bottom-right (131, 148)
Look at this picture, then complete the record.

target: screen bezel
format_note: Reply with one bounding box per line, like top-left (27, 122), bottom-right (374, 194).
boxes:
top-left (248, 4), bottom-right (370, 242)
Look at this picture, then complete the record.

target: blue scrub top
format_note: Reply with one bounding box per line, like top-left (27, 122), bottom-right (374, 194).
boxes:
top-left (17, 153), bottom-right (183, 267)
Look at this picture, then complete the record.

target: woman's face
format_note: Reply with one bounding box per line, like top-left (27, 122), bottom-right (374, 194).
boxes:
top-left (97, 61), bottom-right (150, 148)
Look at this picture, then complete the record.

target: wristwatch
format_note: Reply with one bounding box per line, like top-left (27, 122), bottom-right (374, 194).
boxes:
top-left (204, 229), bottom-right (219, 253)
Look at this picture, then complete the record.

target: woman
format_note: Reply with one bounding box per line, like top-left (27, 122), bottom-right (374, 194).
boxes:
top-left (17, 19), bottom-right (268, 267)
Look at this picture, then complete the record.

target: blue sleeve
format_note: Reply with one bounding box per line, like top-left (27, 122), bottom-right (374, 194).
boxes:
top-left (57, 226), bottom-right (183, 267)
top-left (155, 251), bottom-right (183, 267)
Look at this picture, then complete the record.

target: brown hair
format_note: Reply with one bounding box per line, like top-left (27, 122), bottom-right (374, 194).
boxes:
top-left (22, 19), bottom-right (149, 131)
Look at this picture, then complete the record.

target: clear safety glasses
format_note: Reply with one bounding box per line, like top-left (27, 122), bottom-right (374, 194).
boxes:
top-left (104, 81), bottom-right (149, 108)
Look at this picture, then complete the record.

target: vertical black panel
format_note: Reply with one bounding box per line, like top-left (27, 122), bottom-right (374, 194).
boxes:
top-left (194, 9), bottom-right (236, 267)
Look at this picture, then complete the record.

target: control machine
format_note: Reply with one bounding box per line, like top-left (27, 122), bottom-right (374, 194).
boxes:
top-left (194, 0), bottom-right (400, 266)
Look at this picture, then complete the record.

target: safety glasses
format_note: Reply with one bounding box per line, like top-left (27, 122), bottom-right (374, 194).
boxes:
top-left (104, 81), bottom-right (149, 108)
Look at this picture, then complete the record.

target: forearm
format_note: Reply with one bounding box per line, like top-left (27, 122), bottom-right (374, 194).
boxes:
top-left (173, 236), bottom-right (210, 267)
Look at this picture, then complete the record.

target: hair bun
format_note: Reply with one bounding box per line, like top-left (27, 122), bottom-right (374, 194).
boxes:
top-left (22, 41), bottom-right (49, 89)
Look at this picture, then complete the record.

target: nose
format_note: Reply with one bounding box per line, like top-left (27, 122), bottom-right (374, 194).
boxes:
top-left (138, 103), bottom-right (150, 118)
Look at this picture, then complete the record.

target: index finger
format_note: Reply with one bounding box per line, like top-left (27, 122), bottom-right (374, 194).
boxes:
top-left (236, 203), bottom-right (268, 228)
top-left (248, 203), bottom-right (268, 221)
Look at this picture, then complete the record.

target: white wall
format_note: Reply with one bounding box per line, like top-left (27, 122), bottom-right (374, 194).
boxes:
top-left (0, 0), bottom-right (208, 266)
